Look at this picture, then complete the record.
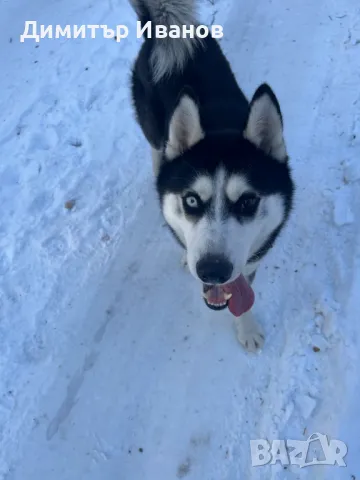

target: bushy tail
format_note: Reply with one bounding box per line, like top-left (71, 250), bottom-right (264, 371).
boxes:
top-left (130, 0), bottom-right (201, 82)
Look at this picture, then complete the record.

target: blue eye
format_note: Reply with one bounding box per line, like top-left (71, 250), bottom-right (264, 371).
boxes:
top-left (185, 195), bottom-right (198, 208)
top-left (182, 193), bottom-right (204, 214)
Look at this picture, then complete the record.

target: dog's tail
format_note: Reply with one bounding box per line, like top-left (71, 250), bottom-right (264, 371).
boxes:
top-left (130, 0), bottom-right (201, 82)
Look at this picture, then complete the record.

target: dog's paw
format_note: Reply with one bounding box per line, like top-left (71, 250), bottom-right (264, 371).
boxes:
top-left (235, 312), bottom-right (265, 353)
top-left (238, 328), bottom-right (265, 353)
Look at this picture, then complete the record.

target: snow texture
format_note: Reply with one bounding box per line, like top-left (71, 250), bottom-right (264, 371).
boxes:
top-left (0, 0), bottom-right (360, 478)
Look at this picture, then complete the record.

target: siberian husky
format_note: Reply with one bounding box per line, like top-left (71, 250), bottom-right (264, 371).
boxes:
top-left (129, 0), bottom-right (295, 352)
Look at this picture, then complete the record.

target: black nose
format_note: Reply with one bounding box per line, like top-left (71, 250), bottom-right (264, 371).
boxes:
top-left (196, 254), bottom-right (233, 284)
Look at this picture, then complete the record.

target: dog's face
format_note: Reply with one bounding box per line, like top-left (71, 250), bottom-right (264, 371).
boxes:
top-left (157, 85), bottom-right (294, 309)
top-left (161, 167), bottom-right (288, 281)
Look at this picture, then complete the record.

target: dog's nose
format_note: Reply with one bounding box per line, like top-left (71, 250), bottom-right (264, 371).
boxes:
top-left (196, 254), bottom-right (233, 284)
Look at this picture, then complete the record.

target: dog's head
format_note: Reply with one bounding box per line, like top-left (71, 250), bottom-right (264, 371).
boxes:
top-left (157, 84), bottom-right (294, 313)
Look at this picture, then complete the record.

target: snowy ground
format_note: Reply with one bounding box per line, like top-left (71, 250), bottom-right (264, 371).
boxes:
top-left (1, 0), bottom-right (360, 478)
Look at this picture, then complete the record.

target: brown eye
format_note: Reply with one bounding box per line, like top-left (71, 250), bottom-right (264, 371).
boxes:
top-left (236, 192), bottom-right (260, 216)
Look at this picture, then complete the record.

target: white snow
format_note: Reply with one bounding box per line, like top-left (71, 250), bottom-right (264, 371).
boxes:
top-left (333, 187), bottom-right (355, 226)
top-left (0, 0), bottom-right (360, 478)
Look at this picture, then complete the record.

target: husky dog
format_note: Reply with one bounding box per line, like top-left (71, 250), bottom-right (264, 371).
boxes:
top-left (129, 0), bottom-right (295, 352)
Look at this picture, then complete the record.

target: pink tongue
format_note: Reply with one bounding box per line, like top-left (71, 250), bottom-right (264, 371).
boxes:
top-left (224, 274), bottom-right (255, 317)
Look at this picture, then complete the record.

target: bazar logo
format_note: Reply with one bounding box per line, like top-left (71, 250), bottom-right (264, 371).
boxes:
top-left (250, 433), bottom-right (347, 468)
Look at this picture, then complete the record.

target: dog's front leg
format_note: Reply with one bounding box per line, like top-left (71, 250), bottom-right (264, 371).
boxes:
top-left (234, 310), bottom-right (265, 353)
top-left (234, 270), bottom-right (264, 352)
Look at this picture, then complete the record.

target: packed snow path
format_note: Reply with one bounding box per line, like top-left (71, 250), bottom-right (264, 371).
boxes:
top-left (0, 0), bottom-right (360, 478)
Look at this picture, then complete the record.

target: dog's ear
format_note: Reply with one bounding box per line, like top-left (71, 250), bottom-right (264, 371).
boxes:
top-left (244, 84), bottom-right (288, 162)
top-left (165, 94), bottom-right (204, 160)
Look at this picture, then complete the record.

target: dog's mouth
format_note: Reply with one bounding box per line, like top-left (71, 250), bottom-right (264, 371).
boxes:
top-left (202, 274), bottom-right (255, 316)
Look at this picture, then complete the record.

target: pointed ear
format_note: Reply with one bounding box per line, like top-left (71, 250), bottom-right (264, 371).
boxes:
top-left (244, 84), bottom-right (288, 162)
top-left (165, 95), bottom-right (204, 160)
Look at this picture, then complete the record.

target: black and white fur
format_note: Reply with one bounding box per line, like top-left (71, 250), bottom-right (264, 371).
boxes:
top-left (130, 0), bottom-right (295, 352)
